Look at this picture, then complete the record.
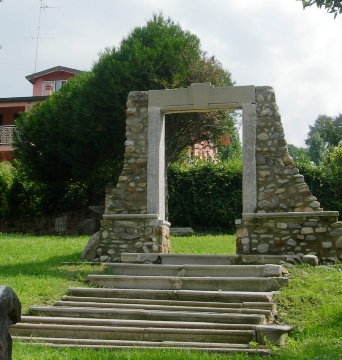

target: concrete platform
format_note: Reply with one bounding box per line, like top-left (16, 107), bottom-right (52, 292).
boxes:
top-left (13, 336), bottom-right (272, 354)
top-left (87, 274), bottom-right (288, 292)
top-left (106, 263), bottom-right (285, 277)
top-left (67, 287), bottom-right (276, 303)
top-left (121, 253), bottom-right (288, 265)
top-left (28, 305), bottom-right (266, 324)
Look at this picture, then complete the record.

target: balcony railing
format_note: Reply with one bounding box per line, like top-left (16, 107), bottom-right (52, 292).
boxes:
top-left (0, 126), bottom-right (14, 145)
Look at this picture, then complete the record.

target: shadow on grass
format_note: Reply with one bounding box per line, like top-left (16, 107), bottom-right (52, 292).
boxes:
top-left (0, 252), bottom-right (105, 280)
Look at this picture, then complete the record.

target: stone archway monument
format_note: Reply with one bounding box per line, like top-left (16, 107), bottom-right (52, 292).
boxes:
top-left (82, 84), bottom-right (341, 262)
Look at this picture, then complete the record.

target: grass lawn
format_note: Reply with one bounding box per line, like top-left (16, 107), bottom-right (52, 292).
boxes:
top-left (0, 233), bottom-right (341, 359)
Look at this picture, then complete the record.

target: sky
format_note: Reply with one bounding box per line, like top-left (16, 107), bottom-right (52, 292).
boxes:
top-left (1, 0), bottom-right (341, 147)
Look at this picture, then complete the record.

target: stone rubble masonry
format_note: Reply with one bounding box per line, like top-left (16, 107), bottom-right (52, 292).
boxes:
top-left (85, 85), bottom-right (340, 262)
top-left (89, 91), bottom-right (170, 262)
top-left (236, 86), bottom-right (341, 261)
top-left (254, 87), bottom-right (321, 214)
top-left (236, 212), bottom-right (341, 260)
top-left (105, 91), bottom-right (149, 215)
top-left (95, 214), bottom-right (170, 263)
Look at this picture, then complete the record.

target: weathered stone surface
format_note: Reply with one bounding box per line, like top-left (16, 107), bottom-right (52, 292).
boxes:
top-left (236, 227), bottom-right (248, 237)
top-left (241, 238), bottom-right (250, 245)
top-left (257, 243), bottom-right (269, 253)
top-left (336, 237), bottom-right (342, 249)
top-left (88, 87), bottom-right (342, 262)
top-left (321, 241), bottom-right (333, 249)
top-left (81, 232), bottom-right (101, 261)
top-left (0, 286), bottom-right (21, 360)
top-left (286, 239), bottom-right (297, 247)
top-left (301, 227), bottom-right (314, 235)
top-left (259, 200), bottom-right (272, 209)
top-left (169, 228), bottom-right (195, 236)
top-left (302, 255), bottom-right (319, 266)
top-left (330, 228), bottom-right (342, 236)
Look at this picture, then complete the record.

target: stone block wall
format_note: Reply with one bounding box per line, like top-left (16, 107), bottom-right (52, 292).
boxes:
top-left (94, 214), bottom-right (170, 262)
top-left (236, 212), bottom-right (342, 260)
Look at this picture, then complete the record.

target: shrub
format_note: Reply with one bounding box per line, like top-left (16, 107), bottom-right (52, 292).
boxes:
top-left (168, 159), bottom-right (242, 232)
top-left (0, 161), bottom-right (14, 216)
top-left (296, 153), bottom-right (342, 214)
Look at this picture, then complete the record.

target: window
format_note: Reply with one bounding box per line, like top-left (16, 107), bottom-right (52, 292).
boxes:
top-left (0, 114), bottom-right (3, 126)
top-left (42, 80), bottom-right (67, 95)
top-left (55, 80), bottom-right (67, 91)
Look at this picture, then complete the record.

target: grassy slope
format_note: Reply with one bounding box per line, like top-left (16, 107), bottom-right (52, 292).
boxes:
top-left (0, 233), bottom-right (341, 359)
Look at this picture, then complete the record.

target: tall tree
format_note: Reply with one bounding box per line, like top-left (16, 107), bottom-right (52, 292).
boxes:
top-left (13, 14), bottom-right (234, 206)
top-left (306, 131), bottom-right (325, 164)
top-left (306, 114), bottom-right (342, 148)
top-left (89, 14), bottom-right (234, 162)
top-left (305, 113), bottom-right (342, 164)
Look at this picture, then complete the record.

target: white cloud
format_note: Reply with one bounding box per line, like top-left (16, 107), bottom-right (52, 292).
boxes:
top-left (1, 0), bottom-right (341, 147)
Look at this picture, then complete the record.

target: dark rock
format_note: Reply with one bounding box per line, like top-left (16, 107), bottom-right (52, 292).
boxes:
top-left (81, 232), bottom-right (100, 261)
top-left (302, 255), bottom-right (319, 266)
top-left (169, 227), bottom-right (195, 236)
top-left (321, 257), bottom-right (338, 265)
top-left (0, 286), bottom-right (21, 360)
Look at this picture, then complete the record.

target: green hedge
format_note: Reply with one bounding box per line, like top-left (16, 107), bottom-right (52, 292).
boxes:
top-left (168, 161), bottom-right (243, 232)
top-left (298, 163), bottom-right (342, 215)
top-left (168, 159), bottom-right (342, 233)
top-left (2, 157), bottom-right (341, 230)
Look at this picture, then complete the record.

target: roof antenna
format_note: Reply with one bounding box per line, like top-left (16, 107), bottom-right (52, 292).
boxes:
top-left (33, 0), bottom-right (58, 73)
top-left (0, 0), bottom-right (3, 49)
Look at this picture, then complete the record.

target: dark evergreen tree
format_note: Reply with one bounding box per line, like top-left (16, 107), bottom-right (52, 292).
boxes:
top-left (13, 14), bottom-right (234, 207)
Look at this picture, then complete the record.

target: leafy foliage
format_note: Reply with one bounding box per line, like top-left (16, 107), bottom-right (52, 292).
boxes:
top-left (287, 144), bottom-right (308, 161)
top-left (305, 113), bottom-right (342, 164)
top-left (91, 14), bottom-right (234, 162)
top-left (296, 148), bottom-right (342, 214)
top-left (0, 160), bottom-right (119, 217)
top-left (168, 159), bottom-right (243, 232)
top-left (301, 0), bottom-right (342, 17)
top-left (0, 161), bottom-right (14, 216)
top-left (306, 114), bottom-right (342, 148)
top-left (13, 13), bottom-right (234, 210)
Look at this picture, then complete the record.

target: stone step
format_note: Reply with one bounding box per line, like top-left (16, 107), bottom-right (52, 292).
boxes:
top-left (87, 275), bottom-right (288, 292)
top-left (60, 295), bottom-right (277, 312)
top-left (16, 315), bottom-right (266, 330)
top-left (12, 322), bottom-right (257, 344)
top-left (121, 253), bottom-right (287, 265)
top-left (28, 305), bottom-right (267, 324)
top-left (67, 287), bottom-right (276, 303)
top-left (106, 263), bottom-right (285, 277)
top-left (13, 336), bottom-right (271, 355)
top-left (52, 300), bottom-right (273, 320)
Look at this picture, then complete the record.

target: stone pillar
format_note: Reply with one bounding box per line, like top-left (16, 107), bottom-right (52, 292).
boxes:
top-left (242, 103), bottom-right (257, 213)
top-left (147, 106), bottom-right (166, 220)
top-left (83, 91), bottom-right (170, 263)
